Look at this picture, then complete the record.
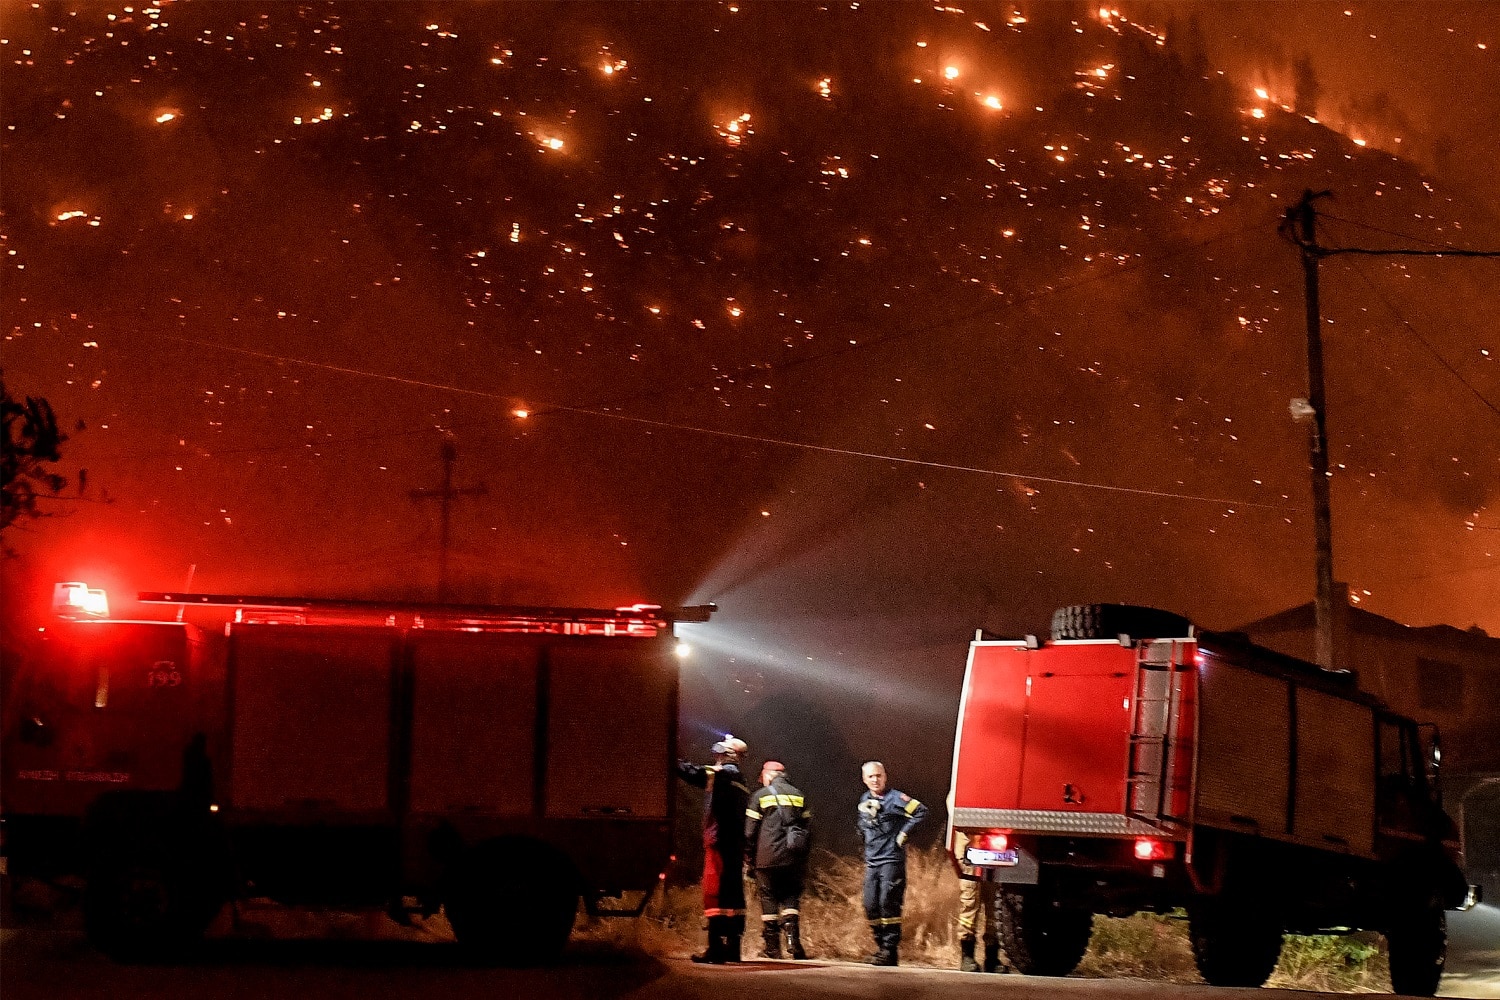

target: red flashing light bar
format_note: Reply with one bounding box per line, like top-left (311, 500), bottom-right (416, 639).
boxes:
top-left (54, 582), bottom-right (109, 619)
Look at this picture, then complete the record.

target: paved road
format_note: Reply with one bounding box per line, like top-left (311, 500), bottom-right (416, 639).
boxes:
top-left (4, 905), bottom-right (1497, 1000)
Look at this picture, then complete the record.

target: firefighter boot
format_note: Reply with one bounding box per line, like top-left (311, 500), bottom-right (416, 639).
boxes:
top-left (870, 925), bottom-right (899, 966)
top-left (723, 929), bottom-right (742, 963)
top-left (984, 941), bottom-right (1006, 973)
top-left (692, 916), bottom-right (726, 964)
top-left (761, 918), bottom-right (783, 959)
top-left (960, 937), bottom-right (980, 972)
top-left (783, 915), bottom-right (808, 960)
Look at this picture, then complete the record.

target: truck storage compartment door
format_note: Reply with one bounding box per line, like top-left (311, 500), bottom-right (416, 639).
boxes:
top-left (545, 640), bottom-right (673, 819)
top-left (951, 643), bottom-right (1031, 812)
top-left (1195, 660), bottom-right (1289, 835)
top-left (1293, 689), bottom-right (1376, 857)
top-left (407, 633), bottom-right (538, 815)
top-left (228, 626), bottom-right (396, 815)
top-left (4, 622), bottom-right (196, 817)
top-left (1018, 643), bottom-right (1135, 814)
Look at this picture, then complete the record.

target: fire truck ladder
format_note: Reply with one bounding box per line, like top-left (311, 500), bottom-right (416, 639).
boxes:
top-left (1125, 641), bottom-right (1191, 827)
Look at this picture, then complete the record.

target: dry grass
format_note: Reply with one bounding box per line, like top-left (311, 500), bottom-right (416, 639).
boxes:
top-left (579, 846), bottom-right (1391, 992)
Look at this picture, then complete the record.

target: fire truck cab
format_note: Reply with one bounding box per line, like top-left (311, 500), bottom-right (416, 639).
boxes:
top-left (948, 604), bottom-right (1474, 996)
top-left (2, 587), bottom-right (710, 962)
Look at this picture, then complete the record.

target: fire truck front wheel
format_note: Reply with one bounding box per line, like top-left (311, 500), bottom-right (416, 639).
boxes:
top-left (995, 886), bottom-right (1093, 976)
top-left (1187, 895), bottom-right (1284, 988)
top-left (442, 839), bottom-right (580, 964)
top-left (1385, 903), bottom-right (1446, 997)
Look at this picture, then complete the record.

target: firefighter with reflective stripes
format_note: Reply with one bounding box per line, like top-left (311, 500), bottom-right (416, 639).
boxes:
top-left (952, 829), bottom-right (1007, 973)
top-left (857, 760), bottom-right (928, 966)
top-left (677, 735), bottom-right (751, 963)
top-left (744, 760), bottom-right (812, 959)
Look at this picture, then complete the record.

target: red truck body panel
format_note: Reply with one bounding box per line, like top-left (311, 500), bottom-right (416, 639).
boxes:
top-left (953, 642), bottom-right (1138, 815)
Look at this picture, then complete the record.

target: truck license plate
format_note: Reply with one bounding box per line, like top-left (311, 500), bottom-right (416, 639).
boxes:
top-left (967, 848), bottom-right (1019, 867)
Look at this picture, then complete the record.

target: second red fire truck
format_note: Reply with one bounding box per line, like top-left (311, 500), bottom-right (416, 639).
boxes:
top-left (948, 603), bottom-right (1476, 997)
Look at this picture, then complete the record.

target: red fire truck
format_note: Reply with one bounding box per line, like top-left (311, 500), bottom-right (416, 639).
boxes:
top-left (2, 583), bottom-right (711, 961)
top-left (947, 603), bottom-right (1477, 997)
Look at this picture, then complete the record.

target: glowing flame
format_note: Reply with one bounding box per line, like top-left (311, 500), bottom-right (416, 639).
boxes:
top-left (982, 95), bottom-right (1003, 110)
top-left (1352, 137), bottom-right (1367, 147)
top-left (717, 113), bottom-right (753, 146)
top-left (155, 111), bottom-right (176, 123)
top-left (817, 77), bottom-right (832, 99)
top-left (1254, 87), bottom-right (1270, 100)
top-left (57, 210), bottom-right (88, 221)
top-left (943, 65), bottom-right (960, 80)
top-left (512, 408), bottom-right (530, 419)
top-left (1250, 108), bottom-right (1265, 119)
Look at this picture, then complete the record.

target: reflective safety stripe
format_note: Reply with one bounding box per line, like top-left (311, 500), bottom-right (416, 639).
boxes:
top-left (904, 798), bottom-right (923, 815)
top-left (705, 908), bottom-right (746, 917)
top-left (779, 908), bottom-right (800, 917)
top-left (745, 808), bottom-right (763, 819)
top-left (877, 916), bottom-right (904, 925)
top-left (761, 913), bottom-right (780, 923)
top-left (759, 793), bottom-right (806, 808)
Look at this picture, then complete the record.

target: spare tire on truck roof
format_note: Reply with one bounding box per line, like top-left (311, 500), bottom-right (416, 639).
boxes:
top-left (1050, 604), bottom-right (1193, 642)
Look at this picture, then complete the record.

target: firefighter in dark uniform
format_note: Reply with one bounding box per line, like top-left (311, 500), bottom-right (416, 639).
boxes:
top-left (857, 760), bottom-right (928, 966)
top-left (744, 760), bottom-right (812, 959)
top-left (676, 735), bottom-right (750, 963)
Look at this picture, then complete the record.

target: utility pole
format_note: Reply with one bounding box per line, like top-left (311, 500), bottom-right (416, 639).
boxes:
top-left (409, 434), bottom-right (487, 602)
top-left (1279, 190), bottom-right (1500, 669)
top-left (1284, 189), bottom-right (1338, 670)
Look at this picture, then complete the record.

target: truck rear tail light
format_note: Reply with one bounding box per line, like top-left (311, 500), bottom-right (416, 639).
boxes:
top-left (975, 831), bottom-right (1009, 852)
top-left (1133, 838), bottom-right (1172, 861)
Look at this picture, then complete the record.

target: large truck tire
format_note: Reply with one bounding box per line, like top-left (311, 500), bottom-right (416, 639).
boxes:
top-left (84, 844), bottom-right (222, 961)
top-left (1386, 904), bottom-right (1446, 997)
top-left (82, 794), bottom-right (225, 962)
top-left (1050, 604), bottom-right (1192, 642)
top-left (996, 886), bottom-right (1092, 976)
top-left (1188, 896), bottom-right (1283, 987)
top-left (444, 838), bottom-right (580, 965)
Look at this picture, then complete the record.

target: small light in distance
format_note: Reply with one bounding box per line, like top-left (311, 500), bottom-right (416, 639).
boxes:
top-left (512, 408), bottom-right (529, 419)
top-left (675, 641), bottom-right (692, 659)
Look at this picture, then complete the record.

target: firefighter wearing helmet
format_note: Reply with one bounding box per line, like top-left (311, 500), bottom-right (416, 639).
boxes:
top-left (744, 759), bottom-right (812, 959)
top-left (676, 735), bottom-right (750, 963)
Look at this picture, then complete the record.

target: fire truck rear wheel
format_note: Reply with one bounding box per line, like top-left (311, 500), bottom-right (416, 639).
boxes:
top-left (443, 841), bottom-right (580, 964)
top-left (1187, 896), bottom-right (1284, 987)
top-left (1050, 604), bottom-right (1193, 642)
top-left (1386, 903), bottom-right (1445, 997)
top-left (995, 886), bottom-right (1093, 976)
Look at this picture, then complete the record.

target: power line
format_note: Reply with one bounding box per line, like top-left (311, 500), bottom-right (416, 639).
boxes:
top-left (1346, 261), bottom-right (1500, 422)
top-left (152, 331), bottom-right (1292, 512)
top-left (1316, 212), bottom-right (1500, 254)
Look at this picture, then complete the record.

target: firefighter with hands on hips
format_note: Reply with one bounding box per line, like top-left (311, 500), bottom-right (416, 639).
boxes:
top-left (952, 829), bottom-right (1007, 973)
top-left (857, 760), bottom-right (928, 966)
top-left (676, 735), bottom-right (751, 964)
top-left (744, 759), bottom-right (812, 959)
